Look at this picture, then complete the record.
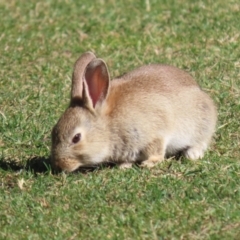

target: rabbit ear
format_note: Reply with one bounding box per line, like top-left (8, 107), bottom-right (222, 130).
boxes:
top-left (71, 52), bottom-right (96, 102)
top-left (84, 59), bottom-right (110, 108)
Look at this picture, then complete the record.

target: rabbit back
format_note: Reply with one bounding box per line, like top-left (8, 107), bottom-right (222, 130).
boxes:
top-left (100, 64), bottom-right (217, 162)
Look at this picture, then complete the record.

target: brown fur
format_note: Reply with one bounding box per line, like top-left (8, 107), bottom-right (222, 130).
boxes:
top-left (51, 52), bottom-right (217, 172)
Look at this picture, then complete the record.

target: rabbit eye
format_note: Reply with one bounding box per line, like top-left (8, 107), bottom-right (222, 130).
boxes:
top-left (72, 133), bottom-right (81, 144)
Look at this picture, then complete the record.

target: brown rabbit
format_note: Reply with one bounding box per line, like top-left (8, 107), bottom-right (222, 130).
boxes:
top-left (51, 52), bottom-right (217, 172)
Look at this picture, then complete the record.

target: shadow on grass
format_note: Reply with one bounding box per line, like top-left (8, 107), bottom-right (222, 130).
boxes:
top-left (26, 157), bottom-right (116, 174)
top-left (0, 153), bottom-right (184, 174)
top-left (0, 159), bottom-right (23, 172)
top-left (0, 157), bottom-right (51, 174)
top-left (0, 156), bottom-right (116, 175)
top-left (26, 156), bottom-right (52, 173)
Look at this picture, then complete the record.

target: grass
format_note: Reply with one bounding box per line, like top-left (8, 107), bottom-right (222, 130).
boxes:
top-left (0, 0), bottom-right (240, 239)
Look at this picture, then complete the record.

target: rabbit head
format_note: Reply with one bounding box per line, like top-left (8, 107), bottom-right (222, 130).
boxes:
top-left (51, 52), bottom-right (111, 172)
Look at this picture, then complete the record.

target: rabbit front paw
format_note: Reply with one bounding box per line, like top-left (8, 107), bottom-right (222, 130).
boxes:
top-left (118, 162), bottom-right (133, 169)
top-left (140, 155), bottom-right (164, 168)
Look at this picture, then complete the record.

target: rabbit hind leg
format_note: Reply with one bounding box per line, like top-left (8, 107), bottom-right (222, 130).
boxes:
top-left (184, 142), bottom-right (208, 160)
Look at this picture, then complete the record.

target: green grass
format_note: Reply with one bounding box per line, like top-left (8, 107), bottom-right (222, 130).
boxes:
top-left (0, 0), bottom-right (240, 239)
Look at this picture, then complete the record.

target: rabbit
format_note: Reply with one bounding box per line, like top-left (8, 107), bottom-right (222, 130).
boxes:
top-left (51, 52), bottom-right (217, 172)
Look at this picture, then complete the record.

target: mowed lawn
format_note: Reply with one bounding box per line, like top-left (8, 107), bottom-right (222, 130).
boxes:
top-left (0, 0), bottom-right (240, 239)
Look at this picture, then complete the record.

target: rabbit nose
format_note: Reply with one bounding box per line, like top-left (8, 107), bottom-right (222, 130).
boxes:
top-left (51, 156), bottom-right (82, 173)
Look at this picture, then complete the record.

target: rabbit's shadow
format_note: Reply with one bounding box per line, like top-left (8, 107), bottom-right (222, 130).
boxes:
top-left (1, 153), bottom-right (183, 174)
top-left (0, 158), bottom-right (23, 172)
top-left (26, 156), bottom-right (52, 173)
top-left (26, 157), bottom-right (102, 174)
top-left (0, 157), bottom-right (51, 174)
top-left (0, 156), bottom-right (115, 174)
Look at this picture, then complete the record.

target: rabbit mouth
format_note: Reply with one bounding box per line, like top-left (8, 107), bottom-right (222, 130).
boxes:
top-left (51, 157), bottom-right (82, 173)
